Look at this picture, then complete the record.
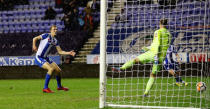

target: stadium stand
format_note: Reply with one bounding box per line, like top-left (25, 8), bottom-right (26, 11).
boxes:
top-left (0, 0), bottom-right (100, 33)
top-left (72, 0), bottom-right (121, 63)
top-left (0, 0), bottom-right (63, 33)
top-left (0, 31), bottom-right (88, 56)
top-left (91, 0), bottom-right (210, 54)
top-left (0, 0), bottom-right (100, 59)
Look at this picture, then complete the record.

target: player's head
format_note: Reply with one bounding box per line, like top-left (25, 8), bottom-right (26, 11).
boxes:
top-left (50, 25), bottom-right (57, 37)
top-left (159, 19), bottom-right (168, 28)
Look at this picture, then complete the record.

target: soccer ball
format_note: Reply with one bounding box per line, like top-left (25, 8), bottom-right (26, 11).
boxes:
top-left (196, 82), bottom-right (206, 92)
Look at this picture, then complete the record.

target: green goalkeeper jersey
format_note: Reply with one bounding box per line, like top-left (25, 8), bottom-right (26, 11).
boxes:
top-left (150, 28), bottom-right (171, 61)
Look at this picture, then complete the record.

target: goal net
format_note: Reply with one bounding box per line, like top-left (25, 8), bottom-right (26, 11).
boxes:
top-left (100, 0), bottom-right (210, 108)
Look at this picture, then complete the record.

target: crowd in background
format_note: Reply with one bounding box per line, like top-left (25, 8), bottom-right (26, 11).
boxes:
top-left (0, 0), bottom-right (28, 11)
top-left (54, 0), bottom-right (100, 36)
top-left (0, 0), bottom-right (100, 36)
top-left (43, 6), bottom-right (57, 20)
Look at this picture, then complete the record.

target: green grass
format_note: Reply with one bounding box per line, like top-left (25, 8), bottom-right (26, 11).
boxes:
top-left (0, 78), bottom-right (99, 109)
top-left (0, 78), bottom-right (209, 109)
top-left (106, 77), bottom-right (210, 108)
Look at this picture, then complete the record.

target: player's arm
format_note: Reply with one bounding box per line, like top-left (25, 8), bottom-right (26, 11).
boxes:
top-left (32, 35), bottom-right (42, 52)
top-left (56, 46), bottom-right (76, 56)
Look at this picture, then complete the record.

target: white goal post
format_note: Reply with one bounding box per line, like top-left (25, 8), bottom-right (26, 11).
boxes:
top-left (99, 0), bottom-right (209, 109)
top-left (99, 0), bottom-right (107, 108)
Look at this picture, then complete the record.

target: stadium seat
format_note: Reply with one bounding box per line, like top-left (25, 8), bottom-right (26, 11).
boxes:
top-left (132, 27), bottom-right (138, 33)
top-left (111, 23), bottom-right (118, 29)
top-left (21, 26), bottom-right (27, 33)
top-left (114, 29), bottom-right (120, 34)
top-left (0, 0), bottom-right (65, 33)
top-left (56, 20), bottom-right (62, 25)
top-left (120, 28), bottom-right (126, 33)
top-left (3, 29), bottom-right (9, 34)
top-left (9, 25), bottom-right (15, 33)
top-left (108, 29), bottom-right (113, 34)
top-left (126, 28), bottom-right (132, 33)
top-left (38, 29), bottom-right (44, 32)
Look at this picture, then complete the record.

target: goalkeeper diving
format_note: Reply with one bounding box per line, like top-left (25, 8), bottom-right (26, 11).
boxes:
top-left (112, 19), bottom-right (171, 97)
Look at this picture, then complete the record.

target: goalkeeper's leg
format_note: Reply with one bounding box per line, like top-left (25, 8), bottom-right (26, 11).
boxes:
top-left (144, 73), bottom-right (155, 97)
top-left (143, 64), bottom-right (159, 96)
top-left (120, 51), bottom-right (154, 70)
top-left (112, 58), bottom-right (137, 72)
top-left (120, 59), bottom-right (136, 70)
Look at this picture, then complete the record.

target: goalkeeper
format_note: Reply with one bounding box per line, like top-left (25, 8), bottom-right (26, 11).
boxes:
top-left (112, 19), bottom-right (171, 97)
top-left (164, 45), bottom-right (188, 86)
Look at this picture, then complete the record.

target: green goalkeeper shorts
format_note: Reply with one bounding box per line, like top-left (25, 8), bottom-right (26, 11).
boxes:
top-left (137, 51), bottom-right (163, 74)
top-left (137, 51), bottom-right (155, 63)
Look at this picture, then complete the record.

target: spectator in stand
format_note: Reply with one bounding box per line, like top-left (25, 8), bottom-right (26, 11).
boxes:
top-left (0, 0), bottom-right (29, 11)
top-left (63, 0), bottom-right (70, 14)
top-left (55, 0), bottom-right (63, 8)
top-left (43, 6), bottom-right (57, 20)
top-left (158, 0), bottom-right (176, 9)
top-left (107, 0), bottom-right (114, 12)
top-left (90, 0), bottom-right (100, 12)
top-left (79, 0), bottom-right (89, 7)
top-left (84, 3), bottom-right (92, 15)
top-left (115, 9), bottom-right (126, 23)
top-left (62, 13), bottom-right (71, 31)
top-left (69, 8), bottom-right (79, 31)
top-left (78, 14), bottom-right (85, 30)
top-left (0, 0), bottom-right (6, 11)
top-left (84, 13), bottom-right (93, 35)
top-left (16, 0), bottom-right (29, 5)
top-left (63, 0), bottom-right (79, 15)
top-left (69, 0), bottom-right (77, 8)
top-left (0, 0), bottom-right (15, 11)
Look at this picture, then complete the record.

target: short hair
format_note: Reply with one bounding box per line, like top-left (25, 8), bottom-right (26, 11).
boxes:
top-left (50, 25), bottom-right (57, 30)
top-left (160, 19), bottom-right (168, 26)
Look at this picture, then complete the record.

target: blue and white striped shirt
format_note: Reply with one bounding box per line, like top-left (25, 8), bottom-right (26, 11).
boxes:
top-left (36, 33), bottom-right (59, 58)
top-left (164, 45), bottom-right (177, 64)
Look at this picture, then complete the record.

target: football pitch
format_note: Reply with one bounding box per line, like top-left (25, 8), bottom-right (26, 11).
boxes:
top-left (0, 78), bottom-right (208, 109)
top-left (0, 78), bottom-right (99, 109)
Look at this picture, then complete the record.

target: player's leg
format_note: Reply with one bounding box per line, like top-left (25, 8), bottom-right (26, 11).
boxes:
top-left (50, 62), bottom-right (69, 91)
top-left (175, 71), bottom-right (188, 86)
top-left (35, 56), bottom-right (55, 93)
top-left (172, 63), bottom-right (188, 86)
top-left (42, 62), bottom-right (55, 93)
top-left (119, 58), bottom-right (136, 70)
top-left (168, 69), bottom-right (182, 86)
top-left (112, 57), bottom-right (139, 72)
top-left (120, 51), bottom-right (154, 70)
top-left (143, 64), bottom-right (159, 96)
top-left (164, 59), bottom-right (185, 86)
top-left (50, 62), bottom-right (62, 88)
